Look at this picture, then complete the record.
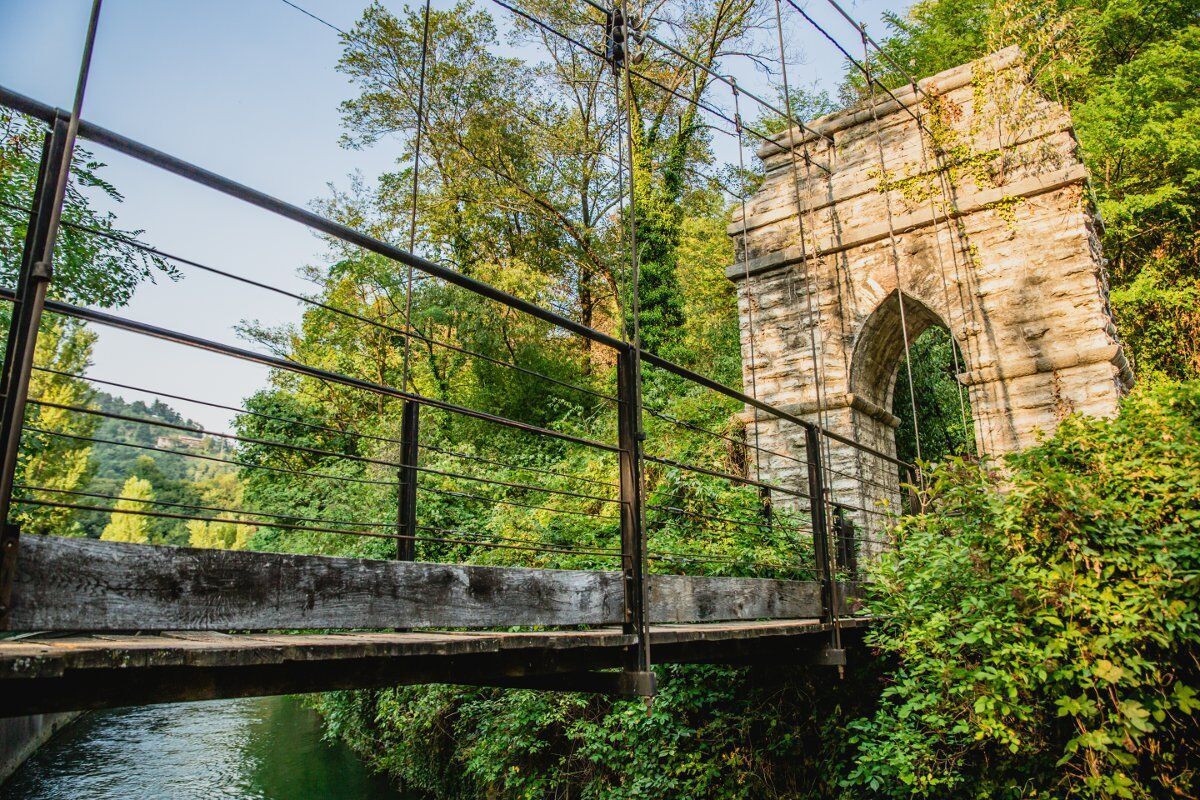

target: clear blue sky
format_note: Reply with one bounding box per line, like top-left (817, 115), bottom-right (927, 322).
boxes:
top-left (0, 0), bottom-right (907, 430)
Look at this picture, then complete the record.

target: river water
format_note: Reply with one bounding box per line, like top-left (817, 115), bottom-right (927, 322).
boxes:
top-left (1, 696), bottom-right (419, 799)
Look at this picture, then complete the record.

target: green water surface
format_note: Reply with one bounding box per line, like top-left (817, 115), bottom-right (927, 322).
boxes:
top-left (1, 695), bottom-right (417, 799)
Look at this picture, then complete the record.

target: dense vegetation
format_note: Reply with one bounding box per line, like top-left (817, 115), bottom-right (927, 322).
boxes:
top-left (848, 382), bottom-right (1200, 798)
top-left (294, 0), bottom-right (1197, 797)
top-left (310, 381), bottom-right (1199, 799)
top-left (868, 0), bottom-right (1200, 386)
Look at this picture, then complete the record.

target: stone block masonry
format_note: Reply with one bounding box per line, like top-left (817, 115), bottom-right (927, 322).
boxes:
top-left (727, 47), bottom-right (1132, 546)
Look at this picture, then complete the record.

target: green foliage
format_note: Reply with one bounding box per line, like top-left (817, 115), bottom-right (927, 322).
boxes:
top-left (71, 392), bottom-right (238, 544)
top-left (892, 327), bottom-right (975, 465)
top-left (0, 108), bottom-right (174, 308)
top-left (867, 0), bottom-right (1200, 382)
top-left (100, 475), bottom-right (155, 544)
top-left (218, 2), bottom-right (1200, 797)
top-left (757, 85), bottom-right (840, 135)
top-left (1073, 24), bottom-right (1200, 381)
top-left (1, 107), bottom-right (178, 539)
top-left (14, 318), bottom-right (98, 537)
top-left (312, 659), bottom-right (883, 799)
top-left (845, 382), bottom-right (1200, 798)
top-left (186, 473), bottom-right (252, 550)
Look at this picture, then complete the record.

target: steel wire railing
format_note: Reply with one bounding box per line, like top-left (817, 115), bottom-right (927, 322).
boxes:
top-left (0, 83), bottom-right (910, 677)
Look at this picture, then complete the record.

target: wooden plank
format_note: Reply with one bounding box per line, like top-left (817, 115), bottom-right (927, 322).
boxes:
top-left (647, 574), bottom-right (821, 623)
top-left (0, 621), bottom-right (860, 680)
top-left (0, 620), bottom-right (872, 716)
top-left (6, 535), bottom-right (824, 632)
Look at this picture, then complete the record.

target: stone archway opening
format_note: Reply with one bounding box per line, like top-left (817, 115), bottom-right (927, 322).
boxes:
top-left (849, 289), bottom-right (975, 468)
top-left (892, 326), bottom-right (975, 467)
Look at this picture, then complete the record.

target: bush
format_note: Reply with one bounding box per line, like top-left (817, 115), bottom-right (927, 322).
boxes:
top-left (845, 382), bottom-right (1200, 798)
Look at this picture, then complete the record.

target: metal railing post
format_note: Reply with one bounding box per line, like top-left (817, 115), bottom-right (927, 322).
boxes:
top-left (805, 424), bottom-right (845, 665)
top-left (804, 424), bottom-right (831, 615)
top-left (833, 504), bottom-right (857, 580)
top-left (0, 115), bottom-right (70, 627)
top-left (395, 400), bottom-right (420, 561)
top-left (616, 345), bottom-right (654, 696)
top-left (758, 486), bottom-right (773, 529)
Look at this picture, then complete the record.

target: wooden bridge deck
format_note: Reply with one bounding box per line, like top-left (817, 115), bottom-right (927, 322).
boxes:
top-left (0, 619), bottom-right (866, 717)
top-left (0, 535), bottom-right (866, 716)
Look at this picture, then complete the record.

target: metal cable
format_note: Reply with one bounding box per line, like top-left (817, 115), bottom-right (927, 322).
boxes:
top-left (643, 453), bottom-right (807, 498)
top-left (14, 495), bottom-right (620, 558)
top-left (27, 404), bottom-right (620, 503)
top-left (60, 219), bottom-right (619, 404)
top-left (643, 405), bottom-right (806, 467)
top-left (645, 501), bottom-right (809, 534)
top-left (414, 524), bottom-right (620, 558)
top-left (417, 482), bottom-right (611, 519)
top-left (22, 293), bottom-right (620, 453)
top-left (912, 99), bottom-right (976, 455)
top-left (400, 0), bottom-right (433, 393)
top-left (732, 85), bottom-right (765, 491)
top-left (861, 35), bottom-right (923, 469)
top-left (17, 483), bottom-right (394, 529)
top-left (30, 364), bottom-right (621, 491)
top-left (575, 0), bottom-right (833, 149)
top-left (485, 0), bottom-right (829, 173)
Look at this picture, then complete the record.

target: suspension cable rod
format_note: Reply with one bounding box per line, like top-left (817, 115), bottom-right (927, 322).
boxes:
top-left (485, 0), bottom-right (829, 174)
top-left (575, 0), bottom-right (833, 147)
top-left (400, 0), bottom-right (433, 393)
top-left (862, 33), bottom-right (923, 468)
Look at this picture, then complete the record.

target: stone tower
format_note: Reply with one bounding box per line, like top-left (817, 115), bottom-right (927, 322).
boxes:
top-left (728, 47), bottom-right (1132, 537)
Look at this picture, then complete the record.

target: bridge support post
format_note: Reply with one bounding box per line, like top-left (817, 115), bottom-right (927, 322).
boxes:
top-left (805, 426), bottom-right (844, 661)
top-left (395, 400), bottom-right (420, 561)
top-left (0, 114), bottom-right (70, 628)
top-left (616, 346), bottom-right (654, 697)
top-left (832, 504), bottom-right (857, 581)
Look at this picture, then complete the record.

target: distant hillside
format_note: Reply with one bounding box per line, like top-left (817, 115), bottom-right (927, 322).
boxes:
top-left (76, 392), bottom-right (239, 543)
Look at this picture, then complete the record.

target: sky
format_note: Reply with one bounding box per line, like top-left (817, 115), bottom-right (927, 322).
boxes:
top-left (0, 0), bottom-right (908, 431)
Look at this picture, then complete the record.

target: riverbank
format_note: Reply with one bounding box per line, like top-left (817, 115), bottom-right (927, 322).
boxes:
top-left (0, 696), bottom-right (417, 799)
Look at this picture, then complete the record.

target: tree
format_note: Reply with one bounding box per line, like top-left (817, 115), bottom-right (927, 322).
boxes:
top-left (186, 472), bottom-right (253, 550)
top-left (100, 475), bottom-right (155, 544)
top-left (1, 107), bottom-right (175, 537)
top-left (0, 108), bottom-right (174, 308)
top-left (15, 318), bottom-right (99, 536)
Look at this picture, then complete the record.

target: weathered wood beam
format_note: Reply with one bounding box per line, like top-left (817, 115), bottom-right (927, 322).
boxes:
top-left (0, 621), bottom-right (869, 716)
top-left (6, 535), bottom-right (825, 631)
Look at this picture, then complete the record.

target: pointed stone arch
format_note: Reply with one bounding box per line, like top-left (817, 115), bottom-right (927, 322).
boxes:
top-left (727, 48), bottom-right (1133, 545)
top-left (849, 289), bottom-right (951, 418)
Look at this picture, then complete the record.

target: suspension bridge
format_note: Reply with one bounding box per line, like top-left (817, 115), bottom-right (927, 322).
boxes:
top-left (0, 0), bottom-right (1125, 719)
